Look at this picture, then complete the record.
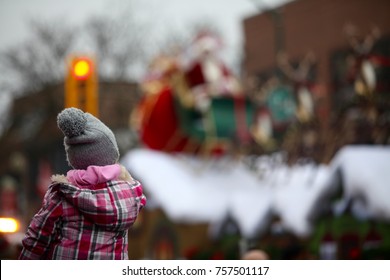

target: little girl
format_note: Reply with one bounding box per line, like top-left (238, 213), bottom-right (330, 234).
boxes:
top-left (19, 107), bottom-right (146, 259)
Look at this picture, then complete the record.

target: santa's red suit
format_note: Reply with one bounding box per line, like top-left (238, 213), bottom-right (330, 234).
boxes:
top-left (182, 31), bottom-right (242, 111)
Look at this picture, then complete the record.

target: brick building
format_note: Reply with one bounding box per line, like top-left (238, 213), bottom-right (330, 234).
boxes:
top-left (243, 0), bottom-right (390, 86)
top-left (242, 0), bottom-right (390, 162)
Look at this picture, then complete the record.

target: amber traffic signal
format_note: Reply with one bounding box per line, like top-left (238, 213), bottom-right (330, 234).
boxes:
top-left (65, 56), bottom-right (99, 117)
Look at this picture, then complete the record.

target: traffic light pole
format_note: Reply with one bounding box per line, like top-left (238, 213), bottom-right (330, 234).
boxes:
top-left (65, 56), bottom-right (99, 117)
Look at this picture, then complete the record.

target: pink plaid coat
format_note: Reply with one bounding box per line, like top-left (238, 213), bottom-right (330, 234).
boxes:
top-left (19, 178), bottom-right (146, 260)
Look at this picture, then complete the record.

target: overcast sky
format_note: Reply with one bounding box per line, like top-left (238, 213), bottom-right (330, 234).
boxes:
top-left (0, 0), bottom-right (291, 56)
top-left (0, 0), bottom-right (252, 49)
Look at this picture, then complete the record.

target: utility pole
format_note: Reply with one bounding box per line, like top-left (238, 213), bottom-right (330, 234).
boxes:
top-left (249, 0), bottom-right (286, 57)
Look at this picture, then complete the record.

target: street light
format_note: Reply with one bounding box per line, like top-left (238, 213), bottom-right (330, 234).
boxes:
top-left (0, 217), bottom-right (19, 233)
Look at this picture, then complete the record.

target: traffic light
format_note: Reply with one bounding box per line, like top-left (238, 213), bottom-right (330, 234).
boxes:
top-left (65, 56), bottom-right (99, 117)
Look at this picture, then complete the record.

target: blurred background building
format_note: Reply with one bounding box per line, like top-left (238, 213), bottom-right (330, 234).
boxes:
top-left (242, 0), bottom-right (390, 163)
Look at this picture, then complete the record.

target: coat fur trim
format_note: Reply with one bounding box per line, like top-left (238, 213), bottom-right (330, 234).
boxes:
top-left (50, 165), bottom-right (134, 185)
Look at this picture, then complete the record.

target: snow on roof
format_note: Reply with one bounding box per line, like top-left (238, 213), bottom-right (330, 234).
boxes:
top-left (122, 149), bottom-right (274, 232)
top-left (121, 145), bottom-right (390, 238)
top-left (272, 164), bottom-right (330, 237)
top-left (327, 145), bottom-right (390, 221)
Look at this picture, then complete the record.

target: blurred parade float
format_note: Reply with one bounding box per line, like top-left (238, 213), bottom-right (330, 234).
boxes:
top-left (132, 30), bottom-right (256, 157)
top-left (130, 29), bottom-right (331, 160)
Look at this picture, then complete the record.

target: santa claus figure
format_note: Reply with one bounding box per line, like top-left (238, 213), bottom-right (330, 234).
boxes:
top-left (183, 30), bottom-right (242, 112)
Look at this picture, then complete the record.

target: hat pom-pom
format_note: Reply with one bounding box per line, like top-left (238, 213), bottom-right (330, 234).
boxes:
top-left (57, 108), bottom-right (87, 137)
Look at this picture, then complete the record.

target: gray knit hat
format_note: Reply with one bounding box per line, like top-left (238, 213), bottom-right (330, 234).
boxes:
top-left (57, 107), bottom-right (120, 169)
